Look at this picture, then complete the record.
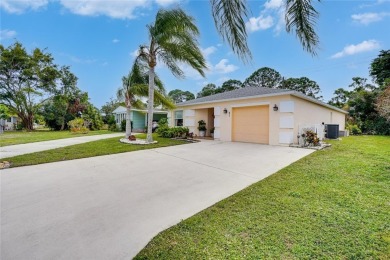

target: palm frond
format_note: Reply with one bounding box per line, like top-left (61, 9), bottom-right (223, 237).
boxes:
top-left (154, 90), bottom-right (176, 109)
top-left (210, 0), bottom-right (252, 63)
top-left (285, 0), bottom-right (320, 56)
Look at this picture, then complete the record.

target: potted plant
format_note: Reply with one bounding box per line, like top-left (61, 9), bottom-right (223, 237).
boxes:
top-left (197, 120), bottom-right (207, 137)
top-left (210, 127), bottom-right (215, 138)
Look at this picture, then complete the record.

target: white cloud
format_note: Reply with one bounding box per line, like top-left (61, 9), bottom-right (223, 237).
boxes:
top-left (264, 0), bottom-right (283, 10)
top-left (112, 38), bottom-right (119, 43)
top-left (0, 29), bottom-right (17, 40)
top-left (246, 15), bottom-right (274, 32)
top-left (213, 59), bottom-right (239, 74)
top-left (0, 0), bottom-right (48, 14)
top-left (331, 40), bottom-right (380, 59)
top-left (155, 0), bottom-right (180, 7)
top-left (351, 12), bottom-right (390, 25)
top-left (201, 46), bottom-right (217, 59)
top-left (59, 0), bottom-right (148, 19)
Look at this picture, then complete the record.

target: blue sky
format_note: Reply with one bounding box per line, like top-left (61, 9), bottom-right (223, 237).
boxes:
top-left (1, 0), bottom-right (389, 108)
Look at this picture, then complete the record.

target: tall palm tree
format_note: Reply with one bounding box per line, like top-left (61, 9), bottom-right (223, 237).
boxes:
top-left (211, 0), bottom-right (320, 62)
top-left (117, 62), bottom-right (175, 138)
top-left (135, 8), bottom-right (207, 143)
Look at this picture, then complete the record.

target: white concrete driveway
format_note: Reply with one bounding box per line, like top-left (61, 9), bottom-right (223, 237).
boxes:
top-left (0, 133), bottom-right (125, 159)
top-left (1, 141), bottom-right (314, 259)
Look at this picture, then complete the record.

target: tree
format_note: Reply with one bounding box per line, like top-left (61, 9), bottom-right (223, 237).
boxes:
top-left (0, 104), bottom-right (10, 134)
top-left (168, 89), bottom-right (195, 103)
top-left (376, 85), bottom-right (390, 122)
top-left (242, 67), bottom-right (283, 88)
top-left (216, 79), bottom-right (242, 93)
top-left (117, 62), bottom-right (175, 138)
top-left (210, 0), bottom-right (320, 61)
top-left (370, 50), bottom-right (390, 87)
top-left (0, 42), bottom-right (59, 130)
top-left (101, 97), bottom-right (120, 121)
top-left (328, 88), bottom-right (351, 109)
top-left (134, 8), bottom-right (207, 143)
top-left (197, 83), bottom-right (217, 98)
top-left (349, 77), bottom-right (376, 91)
top-left (281, 77), bottom-right (322, 99)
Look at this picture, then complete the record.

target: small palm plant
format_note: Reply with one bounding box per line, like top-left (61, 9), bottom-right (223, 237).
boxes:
top-left (134, 8), bottom-right (207, 143)
top-left (117, 62), bottom-right (174, 138)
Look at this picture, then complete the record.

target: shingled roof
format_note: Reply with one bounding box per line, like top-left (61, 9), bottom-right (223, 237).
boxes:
top-left (177, 87), bottom-right (291, 106)
top-left (176, 86), bottom-right (348, 114)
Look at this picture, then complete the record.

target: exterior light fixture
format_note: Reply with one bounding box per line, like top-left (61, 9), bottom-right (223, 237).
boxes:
top-left (223, 108), bottom-right (228, 114)
top-left (273, 104), bottom-right (278, 111)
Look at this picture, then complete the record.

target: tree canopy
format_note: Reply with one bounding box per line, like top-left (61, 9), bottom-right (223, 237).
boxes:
top-left (242, 67), bottom-right (283, 88)
top-left (370, 50), bottom-right (390, 87)
top-left (168, 89), bottom-right (195, 103)
top-left (0, 42), bottom-right (58, 130)
top-left (281, 77), bottom-right (322, 99)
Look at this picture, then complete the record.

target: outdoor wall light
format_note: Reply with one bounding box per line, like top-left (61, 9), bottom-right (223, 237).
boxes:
top-left (223, 108), bottom-right (228, 114)
top-left (273, 104), bottom-right (279, 111)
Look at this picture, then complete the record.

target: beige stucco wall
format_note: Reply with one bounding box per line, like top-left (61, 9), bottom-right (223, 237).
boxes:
top-left (169, 94), bottom-right (346, 145)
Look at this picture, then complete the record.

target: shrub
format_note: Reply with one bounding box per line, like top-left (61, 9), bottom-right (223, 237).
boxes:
top-left (157, 125), bottom-right (189, 138)
top-left (350, 125), bottom-right (362, 135)
top-left (304, 130), bottom-right (320, 146)
top-left (68, 118), bottom-right (89, 134)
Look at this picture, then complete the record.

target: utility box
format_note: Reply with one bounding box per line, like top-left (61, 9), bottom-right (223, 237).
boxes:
top-left (325, 124), bottom-right (339, 139)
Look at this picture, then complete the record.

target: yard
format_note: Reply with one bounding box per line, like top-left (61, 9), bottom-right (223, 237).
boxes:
top-left (0, 130), bottom-right (114, 146)
top-left (135, 136), bottom-right (390, 259)
top-left (2, 134), bottom-right (188, 168)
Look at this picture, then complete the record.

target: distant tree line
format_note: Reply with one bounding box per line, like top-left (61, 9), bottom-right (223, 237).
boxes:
top-left (328, 50), bottom-right (390, 135)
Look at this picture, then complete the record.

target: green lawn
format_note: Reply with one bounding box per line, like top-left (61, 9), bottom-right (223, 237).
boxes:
top-left (135, 136), bottom-right (390, 259)
top-left (2, 134), bottom-right (188, 168)
top-left (0, 130), bottom-right (116, 147)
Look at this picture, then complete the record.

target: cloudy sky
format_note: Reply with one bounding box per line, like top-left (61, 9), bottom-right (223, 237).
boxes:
top-left (1, 0), bottom-right (389, 107)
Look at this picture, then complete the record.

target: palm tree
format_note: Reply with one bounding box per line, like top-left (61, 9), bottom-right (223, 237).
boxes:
top-left (135, 8), bottom-right (207, 143)
top-left (211, 0), bottom-right (320, 62)
top-left (117, 62), bottom-right (174, 138)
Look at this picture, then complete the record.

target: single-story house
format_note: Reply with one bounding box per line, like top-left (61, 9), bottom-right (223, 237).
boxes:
top-left (112, 106), bottom-right (168, 132)
top-left (0, 116), bottom-right (20, 131)
top-left (167, 87), bottom-right (347, 145)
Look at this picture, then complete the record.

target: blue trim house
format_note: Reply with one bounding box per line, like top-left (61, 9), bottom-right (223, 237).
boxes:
top-left (112, 106), bottom-right (168, 132)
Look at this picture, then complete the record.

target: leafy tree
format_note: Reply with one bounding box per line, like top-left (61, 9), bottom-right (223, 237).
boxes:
top-left (376, 85), bottom-right (390, 122)
top-left (82, 103), bottom-right (104, 131)
top-left (197, 83), bottom-right (217, 98)
top-left (242, 67), bottom-right (283, 88)
top-left (281, 77), bottom-right (322, 99)
top-left (216, 79), bottom-right (242, 93)
top-left (168, 89), bottom-right (195, 103)
top-left (134, 8), bottom-right (206, 143)
top-left (210, 0), bottom-right (320, 61)
top-left (0, 42), bottom-right (59, 130)
top-left (101, 97), bottom-right (120, 123)
top-left (370, 50), bottom-right (390, 87)
top-left (117, 62), bottom-right (174, 138)
top-left (328, 88), bottom-right (351, 109)
top-left (349, 77), bottom-right (376, 91)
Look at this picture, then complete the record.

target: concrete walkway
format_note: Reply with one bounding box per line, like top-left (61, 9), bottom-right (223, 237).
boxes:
top-left (1, 141), bottom-right (314, 259)
top-left (0, 133), bottom-right (125, 159)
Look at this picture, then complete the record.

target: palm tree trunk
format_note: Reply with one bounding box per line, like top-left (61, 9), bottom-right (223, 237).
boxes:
top-left (125, 105), bottom-right (132, 138)
top-left (146, 67), bottom-right (155, 143)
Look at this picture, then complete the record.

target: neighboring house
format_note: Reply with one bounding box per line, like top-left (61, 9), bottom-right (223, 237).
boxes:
top-left (2, 116), bottom-right (20, 131)
top-left (168, 87), bottom-right (347, 145)
top-left (112, 106), bottom-right (168, 132)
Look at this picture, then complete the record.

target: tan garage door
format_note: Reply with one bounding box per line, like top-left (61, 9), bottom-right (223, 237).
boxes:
top-left (232, 105), bottom-right (269, 144)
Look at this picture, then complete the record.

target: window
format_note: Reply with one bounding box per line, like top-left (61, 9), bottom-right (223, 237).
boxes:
top-left (174, 110), bottom-right (183, 126)
top-left (7, 117), bottom-right (11, 122)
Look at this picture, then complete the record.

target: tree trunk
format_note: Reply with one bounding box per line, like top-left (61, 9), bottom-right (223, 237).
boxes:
top-left (125, 105), bottom-right (132, 138)
top-left (147, 67), bottom-right (155, 143)
top-left (20, 113), bottom-right (34, 131)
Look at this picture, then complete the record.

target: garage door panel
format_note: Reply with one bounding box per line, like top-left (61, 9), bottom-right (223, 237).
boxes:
top-left (232, 106), bottom-right (269, 144)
